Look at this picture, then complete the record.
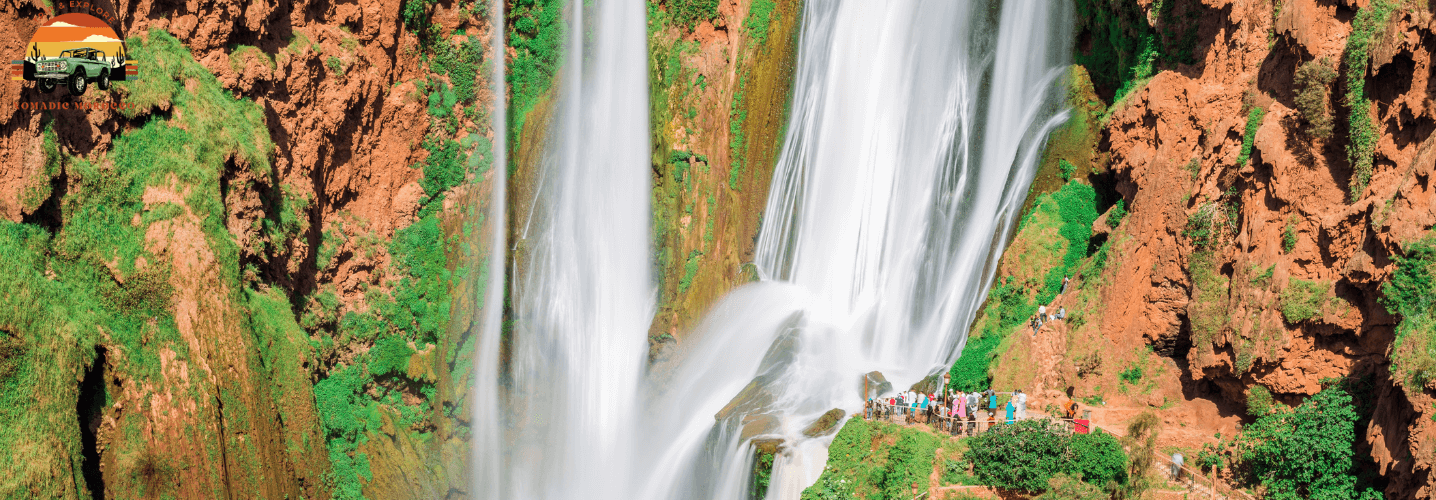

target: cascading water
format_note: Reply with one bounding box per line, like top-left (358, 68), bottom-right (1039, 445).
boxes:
top-left (476, 0), bottom-right (1071, 498)
top-left (480, 0), bottom-right (652, 498)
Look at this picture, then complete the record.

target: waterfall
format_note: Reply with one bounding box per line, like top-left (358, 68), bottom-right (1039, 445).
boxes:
top-left (475, 0), bottom-right (1071, 498)
top-left (477, 0), bottom-right (653, 497)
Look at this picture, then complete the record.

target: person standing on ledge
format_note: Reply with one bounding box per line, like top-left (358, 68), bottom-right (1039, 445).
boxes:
top-left (1014, 389), bottom-right (1027, 420)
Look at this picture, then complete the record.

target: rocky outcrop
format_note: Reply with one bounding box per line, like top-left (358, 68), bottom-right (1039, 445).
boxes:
top-left (0, 0), bottom-right (491, 496)
top-left (1056, 0), bottom-right (1436, 495)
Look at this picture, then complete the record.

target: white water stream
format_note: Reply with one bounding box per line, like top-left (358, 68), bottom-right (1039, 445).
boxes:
top-left (476, 0), bottom-right (1072, 498)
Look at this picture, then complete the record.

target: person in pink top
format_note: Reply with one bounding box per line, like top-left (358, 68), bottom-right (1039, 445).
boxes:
top-left (954, 393), bottom-right (967, 435)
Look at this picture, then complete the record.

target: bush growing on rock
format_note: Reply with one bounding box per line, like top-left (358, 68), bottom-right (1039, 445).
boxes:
top-left (1382, 235), bottom-right (1436, 388)
top-left (1294, 58), bottom-right (1337, 139)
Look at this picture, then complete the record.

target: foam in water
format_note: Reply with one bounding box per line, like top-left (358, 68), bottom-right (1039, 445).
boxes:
top-left (475, 0), bottom-right (1071, 498)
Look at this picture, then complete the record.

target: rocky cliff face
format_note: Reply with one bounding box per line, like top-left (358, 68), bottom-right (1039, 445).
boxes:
top-left (984, 0), bottom-right (1436, 496)
top-left (0, 0), bottom-right (494, 497)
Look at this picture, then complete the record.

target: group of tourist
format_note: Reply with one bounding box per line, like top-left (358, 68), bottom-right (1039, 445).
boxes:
top-left (1032, 305), bottom-right (1067, 332)
top-left (863, 388), bottom-right (1034, 436)
top-left (1031, 276), bottom-right (1072, 333)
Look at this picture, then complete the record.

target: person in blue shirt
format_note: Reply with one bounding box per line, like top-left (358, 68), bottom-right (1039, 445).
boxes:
top-left (1005, 399), bottom-right (1015, 425)
top-left (987, 389), bottom-right (998, 418)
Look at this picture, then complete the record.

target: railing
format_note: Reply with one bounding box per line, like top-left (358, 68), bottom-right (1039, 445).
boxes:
top-left (865, 399), bottom-right (1255, 500)
top-left (862, 400), bottom-right (1075, 435)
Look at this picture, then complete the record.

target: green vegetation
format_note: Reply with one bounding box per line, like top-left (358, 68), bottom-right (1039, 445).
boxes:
top-left (1237, 106), bottom-right (1266, 166)
top-left (668, 0), bottom-right (720, 29)
top-left (228, 45), bottom-right (275, 72)
top-left (949, 181), bottom-right (1100, 392)
top-left (1283, 217), bottom-right (1299, 253)
top-left (966, 419), bottom-right (1126, 493)
top-left (1072, 0), bottom-right (1197, 102)
top-left (800, 418), bottom-right (945, 500)
top-left (326, 56), bottom-right (345, 77)
top-left (1381, 235), bottom-right (1436, 388)
top-left (1197, 383), bottom-right (1380, 499)
top-left (1106, 199), bottom-right (1126, 229)
top-left (1246, 385), bottom-right (1279, 417)
top-left (507, 0), bottom-right (564, 173)
top-left (745, 0), bottom-right (779, 47)
top-left (751, 448), bottom-right (776, 500)
top-left (1279, 278), bottom-right (1331, 324)
top-left (1035, 473), bottom-right (1107, 500)
top-left (1187, 251), bottom-right (1230, 348)
top-left (1059, 159), bottom-right (1077, 181)
top-left (1343, 1), bottom-right (1398, 202)
top-left (1294, 58), bottom-right (1337, 139)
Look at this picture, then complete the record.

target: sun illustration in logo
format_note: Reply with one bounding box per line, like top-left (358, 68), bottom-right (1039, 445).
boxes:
top-left (10, 13), bottom-right (140, 96)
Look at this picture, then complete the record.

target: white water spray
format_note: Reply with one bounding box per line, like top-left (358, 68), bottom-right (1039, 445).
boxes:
top-left (476, 0), bottom-right (1071, 498)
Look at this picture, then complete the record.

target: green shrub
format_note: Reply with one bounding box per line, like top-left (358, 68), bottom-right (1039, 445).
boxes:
top-left (1294, 58), bottom-right (1337, 139)
top-left (751, 448), bottom-right (776, 500)
top-left (1187, 251), bottom-right (1230, 347)
top-left (1246, 385), bottom-right (1280, 417)
top-left (1381, 236), bottom-right (1436, 387)
top-left (1066, 429), bottom-right (1128, 487)
top-left (326, 55), bottom-right (345, 76)
top-left (679, 250), bottom-right (702, 294)
top-left (1059, 159), bottom-right (1077, 181)
top-left (800, 418), bottom-right (869, 500)
top-left (1239, 384), bottom-right (1367, 499)
top-left (1106, 199), bottom-right (1126, 229)
top-left (881, 430), bottom-right (942, 499)
top-left (1036, 473), bottom-right (1107, 500)
top-left (1237, 106), bottom-right (1265, 166)
top-left (668, 0), bottom-right (720, 29)
top-left (1279, 278), bottom-right (1329, 324)
top-left (744, 0), bottom-right (778, 47)
top-left (967, 418), bottom-right (1072, 492)
top-left (1344, 1), bottom-right (1398, 202)
top-left (1118, 365), bottom-right (1142, 384)
top-left (507, 0), bottom-right (564, 173)
top-left (1283, 217), bottom-right (1299, 253)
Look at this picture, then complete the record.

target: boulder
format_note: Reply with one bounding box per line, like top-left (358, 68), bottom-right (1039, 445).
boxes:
top-left (802, 408), bottom-right (846, 438)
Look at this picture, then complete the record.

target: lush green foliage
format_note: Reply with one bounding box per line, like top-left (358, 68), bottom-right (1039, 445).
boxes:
top-left (1381, 236), bottom-right (1436, 387)
top-left (1279, 278), bottom-right (1330, 324)
top-left (801, 418), bottom-right (945, 500)
top-left (1246, 385), bottom-right (1280, 417)
top-left (1343, 1), bottom-right (1397, 202)
top-left (427, 35), bottom-right (487, 105)
top-left (668, 0), bottom-right (720, 29)
top-left (1035, 473), bottom-right (1107, 500)
top-left (1294, 58), bottom-right (1337, 139)
top-left (966, 419), bottom-right (1073, 492)
top-left (1238, 106), bottom-right (1266, 165)
top-left (1067, 429), bottom-right (1128, 487)
top-left (751, 449), bottom-right (776, 500)
top-left (1240, 385), bottom-right (1367, 499)
top-left (1106, 199), bottom-right (1126, 229)
top-left (949, 181), bottom-right (1100, 392)
top-left (744, 0), bottom-right (779, 47)
top-left (880, 430), bottom-right (943, 499)
top-left (1187, 251), bottom-right (1230, 347)
top-left (1059, 159), bottom-right (1077, 181)
top-left (507, 0), bottom-right (564, 173)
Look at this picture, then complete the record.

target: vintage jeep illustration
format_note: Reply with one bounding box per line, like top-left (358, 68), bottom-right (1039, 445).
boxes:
top-left (11, 44), bottom-right (139, 96)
